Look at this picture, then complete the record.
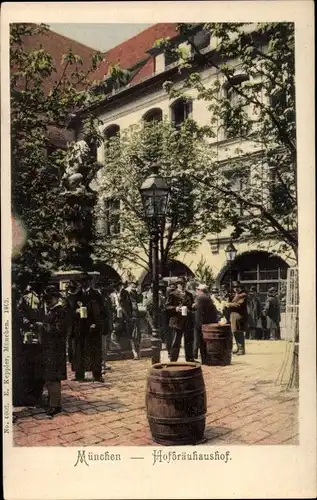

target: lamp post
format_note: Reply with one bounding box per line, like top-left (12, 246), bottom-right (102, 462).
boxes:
top-left (224, 241), bottom-right (237, 293)
top-left (140, 166), bottom-right (170, 365)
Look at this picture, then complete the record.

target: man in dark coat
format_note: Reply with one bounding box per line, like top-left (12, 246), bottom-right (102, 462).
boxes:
top-left (166, 277), bottom-right (195, 362)
top-left (126, 281), bottom-right (143, 360)
top-left (219, 283), bottom-right (231, 323)
top-left (41, 287), bottom-right (68, 417)
top-left (264, 287), bottom-right (281, 340)
top-left (65, 280), bottom-right (82, 364)
top-left (111, 281), bottom-right (133, 340)
top-left (71, 274), bottom-right (106, 382)
top-left (226, 281), bottom-right (248, 355)
top-left (99, 284), bottom-right (114, 371)
top-left (246, 286), bottom-right (262, 339)
top-left (192, 284), bottom-right (218, 363)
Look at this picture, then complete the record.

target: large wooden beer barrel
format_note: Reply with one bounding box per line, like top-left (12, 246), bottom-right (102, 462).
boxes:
top-left (202, 323), bottom-right (232, 366)
top-left (13, 344), bottom-right (45, 407)
top-left (146, 362), bottom-right (207, 446)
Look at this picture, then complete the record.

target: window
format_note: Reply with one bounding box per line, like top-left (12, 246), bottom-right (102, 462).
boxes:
top-left (104, 124), bottom-right (120, 141)
top-left (170, 98), bottom-right (192, 128)
top-left (164, 42), bottom-right (179, 69)
top-left (224, 169), bottom-right (245, 216)
top-left (89, 143), bottom-right (98, 162)
top-left (101, 198), bottom-right (120, 236)
top-left (269, 166), bottom-right (294, 216)
top-left (223, 74), bottom-right (250, 139)
top-left (190, 29), bottom-right (211, 53)
top-left (142, 108), bottom-right (163, 123)
top-left (270, 88), bottom-right (288, 109)
top-left (221, 252), bottom-right (289, 311)
top-left (47, 144), bottom-right (59, 156)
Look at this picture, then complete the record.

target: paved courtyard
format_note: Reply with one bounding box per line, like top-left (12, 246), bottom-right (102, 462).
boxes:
top-left (13, 340), bottom-right (299, 446)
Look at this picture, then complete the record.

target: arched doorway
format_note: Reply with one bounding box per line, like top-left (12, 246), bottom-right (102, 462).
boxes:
top-left (140, 259), bottom-right (194, 289)
top-left (219, 251), bottom-right (289, 307)
top-left (91, 262), bottom-right (121, 287)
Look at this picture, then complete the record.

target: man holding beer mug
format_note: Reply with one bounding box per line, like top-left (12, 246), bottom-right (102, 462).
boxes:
top-left (166, 277), bottom-right (195, 362)
top-left (71, 274), bottom-right (106, 382)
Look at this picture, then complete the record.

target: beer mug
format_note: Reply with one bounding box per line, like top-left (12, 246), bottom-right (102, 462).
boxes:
top-left (24, 332), bottom-right (33, 344)
top-left (79, 306), bottom-right (88, 319)
top-left (181, 306), bottom-right (188, 316)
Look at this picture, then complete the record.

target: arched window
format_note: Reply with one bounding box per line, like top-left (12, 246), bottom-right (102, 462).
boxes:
top-left (104, 124), bottom-right (120, 141)
top-left (142, 108), bottom-right (163, 123)
top-left (170, 98), bottom-right (192, 128)
top-left (97, 197), bottom-right (120, 236)
top-left (220, 251), bottom-right (289, 309)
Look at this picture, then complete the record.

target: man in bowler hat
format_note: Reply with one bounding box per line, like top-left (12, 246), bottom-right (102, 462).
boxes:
top-left (166, 277), bottom-right (195, 362)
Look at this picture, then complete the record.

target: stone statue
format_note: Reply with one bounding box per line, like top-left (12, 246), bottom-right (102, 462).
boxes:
top-left (60, 139), bottom-right (103, 270)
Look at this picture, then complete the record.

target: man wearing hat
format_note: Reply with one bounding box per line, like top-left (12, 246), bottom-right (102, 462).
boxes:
top-left (165, 277), bottom-right (195, 362)
top-left (219, 283), bottom-right (231, 322)
top-left (225, 281), bottom-right (248, 355)
top-left (71, 274), bottom-right (107, 382)
top-left (210, 286), bottom-right (225, 322)
top-left (263, 287), bottom-right (281, 340)
top-left (193, 284), bottom-right (218, 363)
top-left (246, 285), bottom-right (262, 340)
top-left (126, 281), bottom-right (143, 360)
top-left (65, 280), bottom-right (82, 364)
top-left (41, 286), bottom-right (68, 416)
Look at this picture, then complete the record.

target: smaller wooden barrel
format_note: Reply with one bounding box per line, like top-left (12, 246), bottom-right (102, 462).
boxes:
top-left (146, 362), bottom-right (207, 446)
top-left (202, 323), bottom-right (233, 366)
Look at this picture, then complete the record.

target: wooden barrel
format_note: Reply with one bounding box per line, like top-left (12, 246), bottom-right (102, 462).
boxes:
top-left (202, 323), bottom-right (233, 366)
top-left (13, 343), bottom-right (45, 407)
top-left (146, 362), bottom-right (207, 446)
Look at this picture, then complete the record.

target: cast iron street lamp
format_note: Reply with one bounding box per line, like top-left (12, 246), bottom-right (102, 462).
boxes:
top-left (140, 166), bottom-right (170, 364)
top-left (224, 241), bottom-right (237, 293)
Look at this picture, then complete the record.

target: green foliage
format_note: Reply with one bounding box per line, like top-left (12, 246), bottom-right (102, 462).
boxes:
top-left (194, 256), bottom-right (216, 289)
top-left (10, 23), bottom-right (103, 292)
top-left (161, 22), bottom-right (297, 262)
top-left (94, 119), bottom-right (224, 271)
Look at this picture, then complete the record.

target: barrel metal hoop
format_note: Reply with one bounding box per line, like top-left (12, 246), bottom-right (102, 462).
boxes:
top-left (148, 373), bottom-right (205, 383)
top-left (146, 389), bottom-right (206, 399)
top-left (148, 414), bottom-right (206, 424)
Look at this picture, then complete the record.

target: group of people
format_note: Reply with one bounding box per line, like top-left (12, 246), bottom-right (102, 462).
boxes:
top-left (17, 274), bottom-right (109, 417)
top-left (144, 278), bottom-right (281, 362)
top-left (15, 273), bottom-right (281, 418)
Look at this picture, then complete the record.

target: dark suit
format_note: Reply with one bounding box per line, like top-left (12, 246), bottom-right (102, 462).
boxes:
top-left (193, 294), bottom-right (218, 362)
top-left (71, 288), bottom-right (106, 379)
top-left (166, 289), bottom-right (194, 362)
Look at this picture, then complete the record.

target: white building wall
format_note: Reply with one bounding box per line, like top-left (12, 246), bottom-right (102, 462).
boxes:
top-left (89, 49), bottom-right (292, 282)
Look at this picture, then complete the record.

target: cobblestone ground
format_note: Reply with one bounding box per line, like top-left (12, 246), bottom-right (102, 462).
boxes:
top-left (13, 340), bottom-right (299, 446)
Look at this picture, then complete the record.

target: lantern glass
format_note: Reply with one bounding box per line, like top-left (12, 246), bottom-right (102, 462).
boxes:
top-left (225, 242), bottom-right (237, 263)
top-left (140, 171), bottom-right (169, 220)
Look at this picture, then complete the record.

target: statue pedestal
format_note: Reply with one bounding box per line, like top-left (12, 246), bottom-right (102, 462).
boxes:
top-left (106, 312), bottom-right (152, 360)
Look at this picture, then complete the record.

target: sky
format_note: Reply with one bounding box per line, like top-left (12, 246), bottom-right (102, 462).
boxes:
top-left (49, 23), bottom-right (152, 52)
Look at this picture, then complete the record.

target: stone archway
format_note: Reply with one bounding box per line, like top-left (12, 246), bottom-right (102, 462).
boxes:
top-left (91, 262), bottom-right (121, 286)
top-left (140, 259), bottom-right (194, 289)
top-left (217, 250), bottom-right (289, 306)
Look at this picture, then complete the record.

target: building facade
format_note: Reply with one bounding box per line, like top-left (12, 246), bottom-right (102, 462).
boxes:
top-left (72, 23), bottom-right (294, 308)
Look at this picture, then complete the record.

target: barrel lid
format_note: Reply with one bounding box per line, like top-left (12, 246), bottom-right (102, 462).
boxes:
top-left (150, 362), bottom-right (202, 377)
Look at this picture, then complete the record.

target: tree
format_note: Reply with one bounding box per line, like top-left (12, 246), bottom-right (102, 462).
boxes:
top-left (194, 256), bottom-right (216, 289)
top-left (93, 118), bottom-right (224, 274)
top-left (10, 23), bottom-right (104, 293)
top-left (155, 23), bottom-right (297, 262)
